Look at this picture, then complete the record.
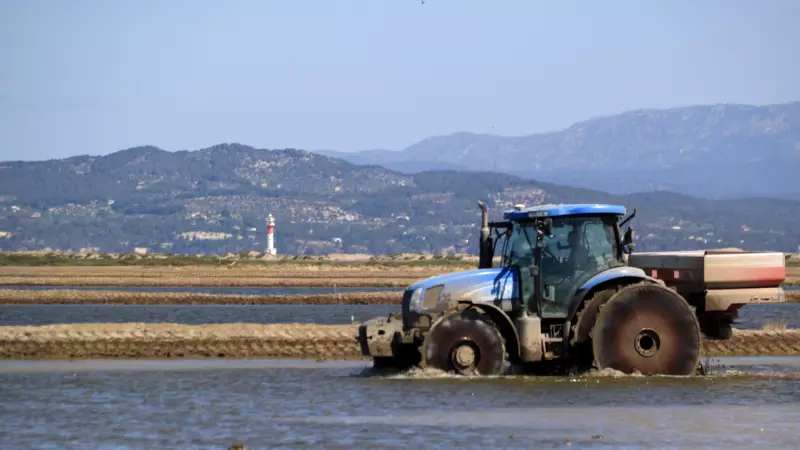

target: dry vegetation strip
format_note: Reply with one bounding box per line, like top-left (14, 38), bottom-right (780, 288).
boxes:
top-left (0, 323), bottom-right (799, 360)
top-left (0, 277), bottom-right (421, 288)
top-left (0, 265), bottom-right (455, 287)
top-left (0, 288), bottom-right (794, 305)
top-left (786, 266), bottom-right (800, 286)
top-left (0, 289), bottom-right (403, 305)
top-left (0, 265), bottom-right (460, 278)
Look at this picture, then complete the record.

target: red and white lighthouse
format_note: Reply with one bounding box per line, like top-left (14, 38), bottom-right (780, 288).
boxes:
top-left (266, 214), bottom-right (277, 255)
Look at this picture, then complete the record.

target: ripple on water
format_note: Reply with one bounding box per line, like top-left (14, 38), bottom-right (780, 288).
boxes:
top-left (1, 358), bottom-right (800, 448)
top-left (1, 303), bottom-right (798, 328)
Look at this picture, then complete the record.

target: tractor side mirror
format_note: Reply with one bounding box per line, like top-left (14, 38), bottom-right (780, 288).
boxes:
top-left (622, 227), bottom-right (636, 253)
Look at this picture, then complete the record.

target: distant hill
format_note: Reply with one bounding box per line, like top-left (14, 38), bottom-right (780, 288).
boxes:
top-left (1, 143), bottom-right (799, 255)
top-left (320, 102), bottom-right (800, 199)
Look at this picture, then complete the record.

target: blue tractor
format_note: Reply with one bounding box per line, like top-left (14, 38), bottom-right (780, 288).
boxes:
top-left (357, 201), bottom-right (706, 376)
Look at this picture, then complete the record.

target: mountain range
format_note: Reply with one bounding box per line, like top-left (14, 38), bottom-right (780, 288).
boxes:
top-left (320, 102), bottom-right (800, 199)
top-left (1, 148), bottom-right (799, 255)
top-left (0, 102), bottom-right (799, 255)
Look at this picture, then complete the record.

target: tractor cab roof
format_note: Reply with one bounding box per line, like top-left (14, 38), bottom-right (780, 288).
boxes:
top-left (503, 203), bottom-right (626, 221)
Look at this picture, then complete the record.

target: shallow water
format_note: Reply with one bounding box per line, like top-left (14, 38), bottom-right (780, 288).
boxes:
top-left (1, 357), bottom-right (799, 448)
top-left (0, 304), bottom-right (400, 326)
top-left (1, 303), bottom-right (798, 328)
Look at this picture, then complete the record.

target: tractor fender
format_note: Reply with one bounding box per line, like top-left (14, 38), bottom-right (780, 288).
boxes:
top-left (568, 268), bottom-right (663, 344)
top-left (459, 301), bottom-right (521, 363)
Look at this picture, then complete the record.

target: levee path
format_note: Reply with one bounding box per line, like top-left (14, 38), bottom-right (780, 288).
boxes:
top-left (1, 323), bottom-right (799, 360)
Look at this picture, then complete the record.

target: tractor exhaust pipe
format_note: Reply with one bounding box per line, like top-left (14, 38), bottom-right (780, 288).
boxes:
top-left (477, 200), bottom-right (492, 269)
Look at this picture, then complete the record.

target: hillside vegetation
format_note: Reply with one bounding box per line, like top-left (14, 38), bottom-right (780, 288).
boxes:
top-left (1, 143), bottom-right (799, 255)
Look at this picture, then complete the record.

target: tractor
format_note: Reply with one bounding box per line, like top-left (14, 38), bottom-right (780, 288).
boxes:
top-left (357, 201), bottom-right (786, 376)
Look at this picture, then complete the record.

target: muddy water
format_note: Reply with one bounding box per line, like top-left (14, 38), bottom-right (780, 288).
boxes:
top-left (1, 303), bottom-right (798, 329)
top-left (0, 304), bottom-right (399, 326)
top-left (1, 358), bottom-right (800, 448)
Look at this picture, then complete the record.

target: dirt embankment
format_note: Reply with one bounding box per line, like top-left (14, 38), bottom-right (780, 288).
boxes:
top-left (0, 323), bottom-right (363, 360)
top-left (1, 323), bottom-right (799, 360)
top-left (702, 329), bottom-right (800, 356)
top-left (0, 265), bottom-right (453, 287)
top-left (1, 288), bottom-right (795, 306)
top-left (0, 265), bottom-right (458, 278)
top-left (0, 289), bottom-right (404, 305)
top-left (785, 266), bottom-right (800, 286)
top-left (0, 277), bottom-right (420, 288)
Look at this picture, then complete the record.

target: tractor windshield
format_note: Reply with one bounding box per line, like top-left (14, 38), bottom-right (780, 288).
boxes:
top-left (501, 214), bottom-right (624, 316)
top-left (501, 222), bottom-right (537, 268)
top-left (539, 214), bottom-right (623, 317)
top-left (542, 215), bottom-right (622, 270)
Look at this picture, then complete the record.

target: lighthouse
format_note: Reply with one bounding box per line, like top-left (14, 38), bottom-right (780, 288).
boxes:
top-left (266, 214), bottom-right (277, 255)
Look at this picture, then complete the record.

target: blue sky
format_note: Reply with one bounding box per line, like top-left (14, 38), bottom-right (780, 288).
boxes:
top-left (1, 0), bottom-right (798, 161)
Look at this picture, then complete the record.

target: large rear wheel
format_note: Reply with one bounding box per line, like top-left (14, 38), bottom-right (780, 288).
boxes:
top-left (423, 309), bottom-right (506, 376)
top-left (591, 284), bottom-right (701, 375)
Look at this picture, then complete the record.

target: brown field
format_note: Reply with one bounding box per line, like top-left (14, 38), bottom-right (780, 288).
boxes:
top-left (0, 265), bottom-right (456, 287)
top-left (0, 265), bottom-right (459, 277)
top-left (1, 323), bottom-right (799, 360)
top-left (0, 289), bottom-right (403, 305)
top-left (1, 264), bottom-right (796, 286)
top-left (0, 277), bottom-right (421, 287)
top-left (786, 265), bottom-right (800, 285)
top-left (1, 287), bottom-right (795, 305)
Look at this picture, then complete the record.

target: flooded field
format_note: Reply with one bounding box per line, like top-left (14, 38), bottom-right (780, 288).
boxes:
top-left (1, 357), bottom-right (800, 448)
top-left (1, 285), bottom-right (401, 295)
top-left (1, 303), bottom-right (798, 329)
top-left (0, 304), bottom-right (399, 326)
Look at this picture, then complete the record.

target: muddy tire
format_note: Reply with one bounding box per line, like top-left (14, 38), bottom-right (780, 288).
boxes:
top-left (592, 284), bottom-right (701, 375)
top-left (423, 309), bottom-right (506, 376)
top-left (570, 287), bottom-right (619, 371)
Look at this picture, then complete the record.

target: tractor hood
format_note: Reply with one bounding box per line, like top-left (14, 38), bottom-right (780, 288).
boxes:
top-left (403, 267), bottom-right (520, 314)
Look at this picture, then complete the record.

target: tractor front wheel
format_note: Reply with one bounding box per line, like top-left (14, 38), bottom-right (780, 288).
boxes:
top-left (591, 284), bottom-right (701, 375)
top-left (423, 309), bottom-right (506, 376)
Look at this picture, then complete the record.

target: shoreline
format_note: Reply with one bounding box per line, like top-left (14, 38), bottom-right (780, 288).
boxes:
top-left (0, 323), bottom-right (799, 360)
top-left (0, 278), bottom-right (415, 288)
top-left (0, 264), bottom-right (796, 287)
top-left (0, 289), bottom-right (404, 305)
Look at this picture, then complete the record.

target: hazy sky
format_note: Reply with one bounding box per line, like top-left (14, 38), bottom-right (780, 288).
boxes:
top-left (1, 0), bottom-right (799, 161)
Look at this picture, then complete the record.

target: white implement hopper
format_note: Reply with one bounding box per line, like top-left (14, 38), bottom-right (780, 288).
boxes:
top-left (628, 249), bottom-right (786, 312)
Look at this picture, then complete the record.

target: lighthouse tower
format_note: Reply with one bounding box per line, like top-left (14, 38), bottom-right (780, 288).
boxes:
top-left (266, 214), bottom-right (277, 255)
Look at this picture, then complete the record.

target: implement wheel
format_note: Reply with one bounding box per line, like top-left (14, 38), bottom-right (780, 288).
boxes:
top-left (592, 284), bottom-right (701, 375)
top-left (423, 309), bottom-right (506, 376)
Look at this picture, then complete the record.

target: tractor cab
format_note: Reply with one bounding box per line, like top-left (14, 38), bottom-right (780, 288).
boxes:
top-left (481, 203), bottom-right (636, 321)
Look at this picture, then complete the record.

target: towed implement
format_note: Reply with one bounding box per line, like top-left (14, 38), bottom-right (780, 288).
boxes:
top-left (358, 202), bottom-right (786, 376)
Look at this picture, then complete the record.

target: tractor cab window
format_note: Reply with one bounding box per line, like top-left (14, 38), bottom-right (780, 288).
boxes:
top-left (502, 222), bottom-right (535, 268)
top-left (502, 221), bottom-right (538, 309)
top-left (539, 215), bottom-right (622, 318)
